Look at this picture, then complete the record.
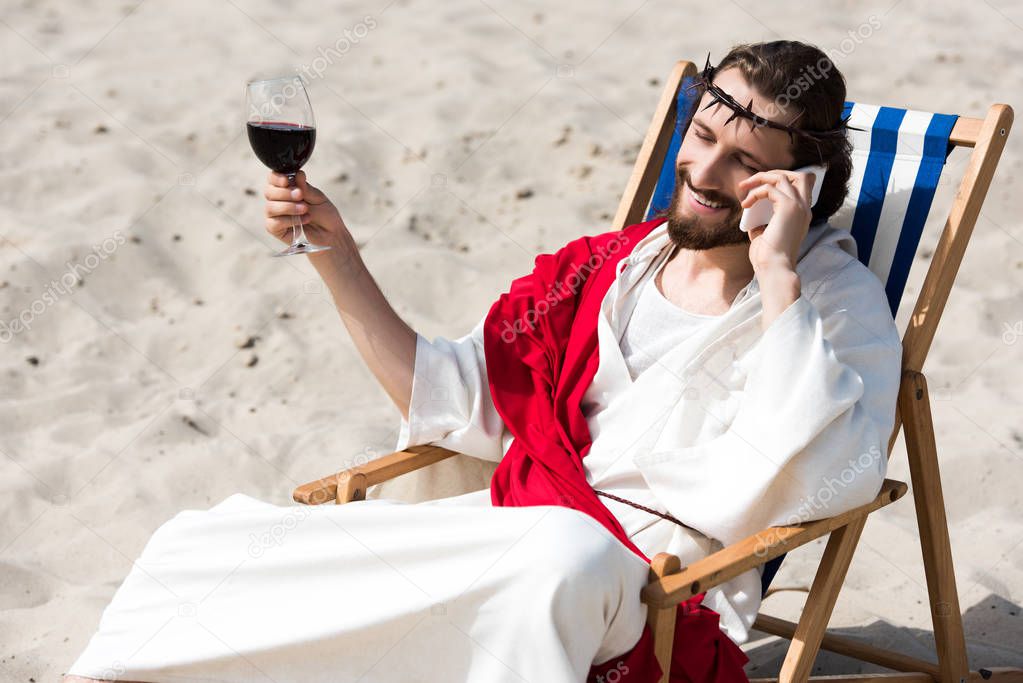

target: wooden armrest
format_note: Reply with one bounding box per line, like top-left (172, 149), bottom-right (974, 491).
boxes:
top-left (292, 445), bottom-right (461, 505)
top-left (640, 477), bottom-right (908, 607)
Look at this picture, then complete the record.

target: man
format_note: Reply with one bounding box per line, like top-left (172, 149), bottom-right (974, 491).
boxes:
top-left (67, 41), bottom-right (900, 683)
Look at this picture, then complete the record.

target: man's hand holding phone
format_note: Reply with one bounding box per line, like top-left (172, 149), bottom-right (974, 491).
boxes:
top-left (737, 164), bottom-right (826, 330)
top-left (738, 164), bottom-right (825, 273)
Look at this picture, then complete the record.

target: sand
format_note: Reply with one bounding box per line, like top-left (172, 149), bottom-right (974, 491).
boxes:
top-left (1, 0), bottom-right (1021, 679)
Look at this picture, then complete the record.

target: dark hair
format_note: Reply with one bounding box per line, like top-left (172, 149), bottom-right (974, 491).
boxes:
top-left (683, 41), bottom-right (853, 226)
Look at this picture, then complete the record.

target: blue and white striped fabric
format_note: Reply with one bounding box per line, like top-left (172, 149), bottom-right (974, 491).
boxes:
top-left (642, 75), bottom-right (959, 598)
top-left (830, 102), bottom-right (958, 314)
top-left (645, 77), bottom-right (959, 317)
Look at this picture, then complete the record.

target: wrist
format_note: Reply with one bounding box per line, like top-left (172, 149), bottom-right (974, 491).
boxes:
top-left (311, 234), bottom-right (364, 291)
top-left (756, 263), bottom-right (799, 287)
top-left (751, 251), bottom-right (796, 275)
top-left (758, 268), bottom-right (801, 330)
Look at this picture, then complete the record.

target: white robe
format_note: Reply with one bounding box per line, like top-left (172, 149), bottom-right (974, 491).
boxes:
top-left (68, 491), bottom-right (653, 683)
top-left (396, 220), bottom-right (902, 646)
top-left (68, 221), bottom-right (901, 682)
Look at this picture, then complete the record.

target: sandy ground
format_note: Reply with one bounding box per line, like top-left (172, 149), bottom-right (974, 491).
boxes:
top-left (1, 0), bottom-right (1021, 679)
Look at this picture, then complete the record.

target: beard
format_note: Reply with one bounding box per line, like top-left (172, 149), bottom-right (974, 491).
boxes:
top-left (665, 167), bottom-right (746, 250)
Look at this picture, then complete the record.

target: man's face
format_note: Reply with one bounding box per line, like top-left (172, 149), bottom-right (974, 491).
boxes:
top-left (667, 67), bottom-right (798, 250)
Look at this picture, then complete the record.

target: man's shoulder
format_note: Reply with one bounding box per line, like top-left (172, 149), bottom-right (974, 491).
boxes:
top-left (805, 262), bottom-right (901, 361)
top-left (800, 223), bottom-right (875, 293)
top-left (560, 217), bottom-right (664, 256)
top-left (799, 222), bottom-right (898, 328)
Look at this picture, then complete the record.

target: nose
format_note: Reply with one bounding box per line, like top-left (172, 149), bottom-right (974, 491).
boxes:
top-left (683, 157), bottom-right (729, 197)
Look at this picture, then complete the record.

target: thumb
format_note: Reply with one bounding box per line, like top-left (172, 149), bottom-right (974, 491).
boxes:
top-left (293, 171), bottom-right (326, 203)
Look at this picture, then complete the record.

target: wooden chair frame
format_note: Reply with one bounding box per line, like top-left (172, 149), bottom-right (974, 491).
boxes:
top-left (293, 61), bottom-right (1017, 683)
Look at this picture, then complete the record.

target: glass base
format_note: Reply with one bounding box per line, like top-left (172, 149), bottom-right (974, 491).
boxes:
top-left (271, 242), bottom-right (332, 257)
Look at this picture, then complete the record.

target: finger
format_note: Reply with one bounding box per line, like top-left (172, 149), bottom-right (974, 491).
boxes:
top-left (264, 184), bottom-right (302, 201)
top-left (264, 200), bottom-right (308, 218)
top-left (741, 174), bottom-right (797, 204)
top-left (796, 170), bottom-right (814, 202)
top-left (776, 174), bottom-right (805, 206)
top-left (294, 173), bottom-right (329, 204)
top-left (269, 171), bottom-right (292, 188)
top-left (265, 214), bottom-right (312, 236)
top-left (739, 183), bottom-right (782, 207)
top-left (737, 170), bottom-right (782, 189)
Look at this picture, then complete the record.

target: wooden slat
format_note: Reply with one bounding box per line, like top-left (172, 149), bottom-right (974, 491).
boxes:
top-left (646, 553), bottom-right (681, 683)
top-left (902, 103), bottom-right (1013, 373)
top-left (612, 60), bottom-right (696, 231)
top-left (780, 516), bottom-right (867, 682)
top-left (753, 614), bottom-right (941, 678)
top-left (898, 371), bottom-right (969, 681)
top-left (292, 445), bottom-right (460, 504)
top-left (750, 670), bottom-right (1023, 683)
top-left (879, 106), bottom-right (1012, 501)
top-left (640, 479), bottom-right (907, 608)
top-left (751, 675), bottom-right (936, 683)
top-left (337, 471), bottom-right (368, 505)
top-left (949, 115), bottom-right (984, 147)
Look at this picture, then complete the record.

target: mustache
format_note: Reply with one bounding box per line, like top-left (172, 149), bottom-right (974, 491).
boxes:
top-left (676, 168), bottom-right (736, 208)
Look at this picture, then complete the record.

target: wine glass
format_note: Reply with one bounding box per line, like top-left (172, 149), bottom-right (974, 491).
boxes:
top-left (246, 75), bottom-right (330, 257)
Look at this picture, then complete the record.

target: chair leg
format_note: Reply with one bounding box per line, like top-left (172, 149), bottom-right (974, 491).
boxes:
top-left (899, 372), bottom-right (970, 682)
top-left (647, 553), bottom-right (682, 683)
top-left (779, 515), bottom-right (868, 683)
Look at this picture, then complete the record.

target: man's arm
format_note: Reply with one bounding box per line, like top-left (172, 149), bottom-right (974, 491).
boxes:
top-left (757, 268), bottom-right (802, 329)
top-left (394, 322), bottom-right (508, 462)
top-left (264, 171), bottom-right (415, 419)
top-left (739, 166), bottom-right (818, 331)
top-left (264, 170), bottom-right (508, 460)
top-left (320, 259), bottom-right (417, 421)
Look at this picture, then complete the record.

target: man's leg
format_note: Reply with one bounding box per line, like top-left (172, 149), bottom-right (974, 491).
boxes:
top-left (459, 505), bottom-right (653, 677)
top-left (66, 494), bottom-right (651, 683)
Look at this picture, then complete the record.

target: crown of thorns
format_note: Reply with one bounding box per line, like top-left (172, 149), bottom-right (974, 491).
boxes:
top-left (684, 52), bottom-right (859, 146)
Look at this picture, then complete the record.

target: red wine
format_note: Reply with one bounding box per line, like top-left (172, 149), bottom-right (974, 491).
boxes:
top-left (247, 121), bottom-right (316, 174)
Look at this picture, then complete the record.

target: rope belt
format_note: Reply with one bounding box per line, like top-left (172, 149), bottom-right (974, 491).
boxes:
top-left (593, 488), bottom-right (699, 533)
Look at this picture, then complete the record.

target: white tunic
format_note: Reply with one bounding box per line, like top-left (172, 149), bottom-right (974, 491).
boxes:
top-left (395, 220), bottom-right (902, 646)
top-left (619, 248), bottom-right (730, 381)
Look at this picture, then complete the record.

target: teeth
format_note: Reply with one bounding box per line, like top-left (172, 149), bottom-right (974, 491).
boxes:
top-left (691, 188), bottom-right (724, 209)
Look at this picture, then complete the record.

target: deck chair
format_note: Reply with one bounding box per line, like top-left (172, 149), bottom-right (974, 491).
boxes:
top-left (293, 60), bottom-right (1017, 683)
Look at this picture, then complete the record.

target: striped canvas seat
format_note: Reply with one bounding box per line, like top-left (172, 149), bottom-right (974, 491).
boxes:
top-left (642, 77), bottom-right (960, 596)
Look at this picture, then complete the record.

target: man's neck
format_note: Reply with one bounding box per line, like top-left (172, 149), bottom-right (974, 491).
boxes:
top-left (656, 243), bottom-right (755, 316)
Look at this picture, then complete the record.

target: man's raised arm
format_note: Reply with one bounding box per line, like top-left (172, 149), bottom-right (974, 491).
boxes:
top-left (263, 170), bottom-right (415, 420)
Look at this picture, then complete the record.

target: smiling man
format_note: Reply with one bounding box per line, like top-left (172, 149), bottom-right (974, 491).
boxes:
top-left (67, 41), bottom-right (902, 683)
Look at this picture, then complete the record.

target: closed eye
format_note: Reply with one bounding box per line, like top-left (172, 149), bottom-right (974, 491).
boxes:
top-left (736, 157), bottom-right (760, 173)
top-left (694, 131), bottom-right (761, 173)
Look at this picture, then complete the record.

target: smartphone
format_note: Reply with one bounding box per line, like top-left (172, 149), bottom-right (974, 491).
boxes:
top-left (738, 164), bottom-right (827, 232)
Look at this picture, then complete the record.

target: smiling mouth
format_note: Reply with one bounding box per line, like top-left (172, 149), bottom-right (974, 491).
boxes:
top-left (685, 180), bottom-right (730, 211)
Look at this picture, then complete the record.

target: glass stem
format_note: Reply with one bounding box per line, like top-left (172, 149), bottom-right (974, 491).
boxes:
top-left (287, 173), bottom-right (309, 247)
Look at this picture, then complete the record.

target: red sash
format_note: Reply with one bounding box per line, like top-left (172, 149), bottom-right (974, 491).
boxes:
top-left (484, 217), bottom-right (749, 682)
